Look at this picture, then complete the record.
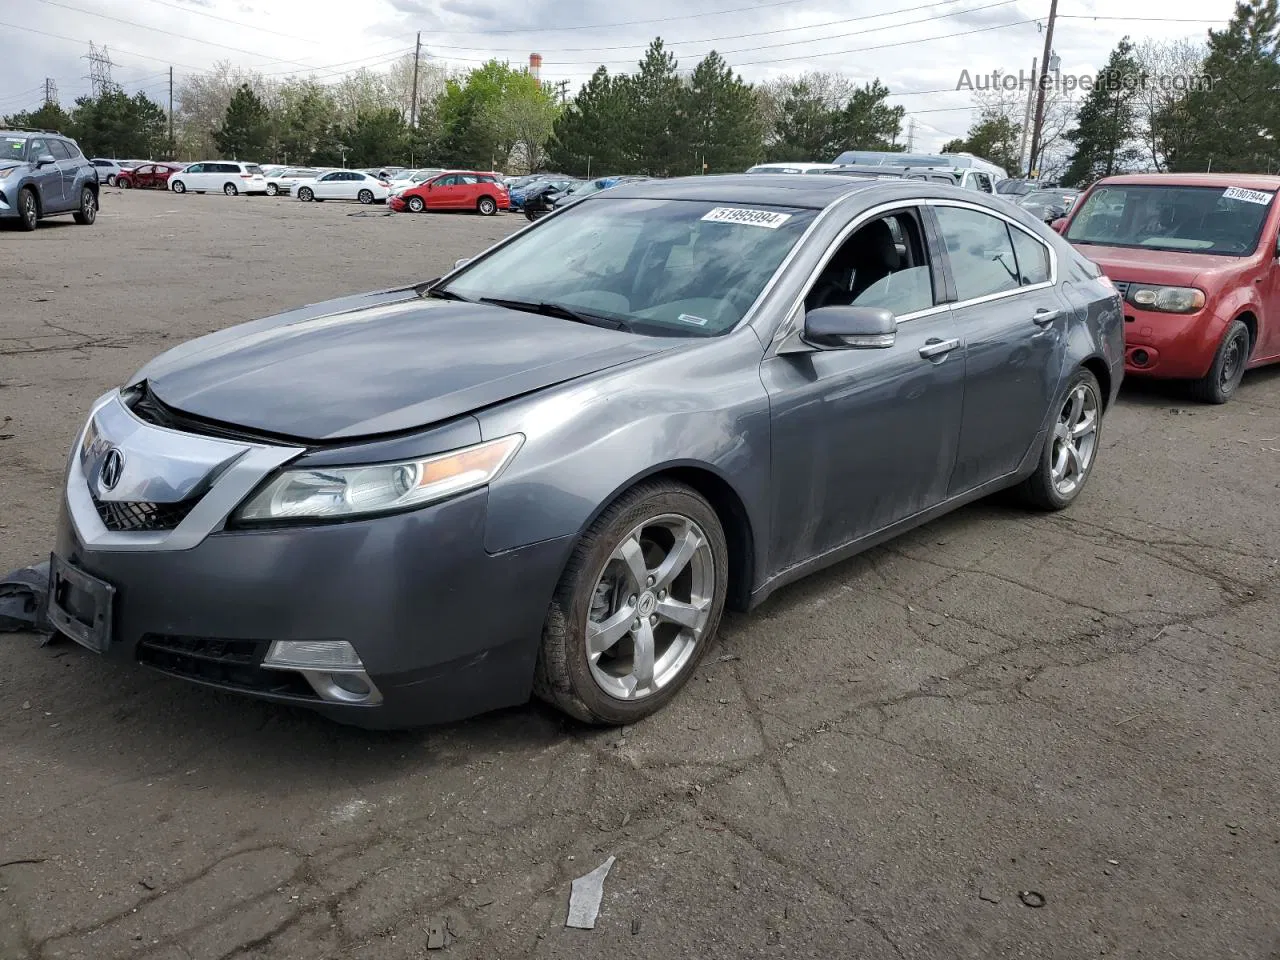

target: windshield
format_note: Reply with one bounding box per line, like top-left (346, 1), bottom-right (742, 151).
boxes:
top-left (1066, 184), bottom-right (1275, 255)
top-left (442, 197), bottom-right (818, 337)
top-left (1023, 191), bottom-right (1071, 206)
top-left (3, 136), bottom-right (26, 160)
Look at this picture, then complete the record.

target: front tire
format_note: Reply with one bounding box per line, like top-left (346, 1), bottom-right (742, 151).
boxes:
top-left (107, 174), bottom-right (117, 186)
top-left (534, 480), bottom-right (729, 725)
top-left (170, 179), bottom-right (185, 194)
top-left (73, 187), bottom-right (97, 225)
top-left (223, 183), bottom-right (238, 196)
top-left (1015, 368), bottom-right (1103, 511)
top-left (118, 178), bottom-right (132, 189)
top-left (17, 188), bottom-right (38, 230)
top-left (297, 186), bottom-right (313, 202)
top-left (478, 196), bottom-right (497, 216)
top-left (407, 196), bottom-right (425, 213)
top-left (1189, 320), bottom-right (1250, 404)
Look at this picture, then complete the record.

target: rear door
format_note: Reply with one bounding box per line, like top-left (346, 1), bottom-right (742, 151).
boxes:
top-left (929, 201), bottom-right (1068, 494)
top-left (48, 139), bottom-right (77, 209)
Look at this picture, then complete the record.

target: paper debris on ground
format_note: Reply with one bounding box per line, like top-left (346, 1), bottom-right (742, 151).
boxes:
top-left (566, 856), bottom-right (616, 929)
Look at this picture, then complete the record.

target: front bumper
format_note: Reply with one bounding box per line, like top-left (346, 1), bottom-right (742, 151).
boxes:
top-left (1122, 305), bottom-right (1225, 380)
top-left (51, 391), bottom-right (572, 728)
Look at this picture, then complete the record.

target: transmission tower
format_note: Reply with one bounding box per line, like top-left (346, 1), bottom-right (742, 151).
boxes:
top-left (83, 42), bottom-right (115, 98)
top-left (43, 78), bottom-right (58, 105)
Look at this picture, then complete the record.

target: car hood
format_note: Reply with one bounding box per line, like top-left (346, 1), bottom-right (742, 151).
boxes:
top-left (1072, 243), bottom-right (1249, 285)
top-left (133, 287), bottom-right (673, 442)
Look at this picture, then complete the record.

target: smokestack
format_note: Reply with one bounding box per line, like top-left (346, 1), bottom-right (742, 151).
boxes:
top-left (528, 53), bottom-right (542, 80)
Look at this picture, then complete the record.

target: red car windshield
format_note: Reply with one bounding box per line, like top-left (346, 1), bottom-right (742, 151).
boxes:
top-left (1067, 183), bottom-right (1275, 256)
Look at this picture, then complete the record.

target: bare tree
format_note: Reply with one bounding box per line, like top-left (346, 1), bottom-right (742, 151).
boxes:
top-left (176, 60), bottom-right (272, 159)
top-left (1132, 38), bottom-right (1207, 171)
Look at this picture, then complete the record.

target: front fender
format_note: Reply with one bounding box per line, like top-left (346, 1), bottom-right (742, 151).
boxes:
top-left (478, 332), bottom-right (772, 580)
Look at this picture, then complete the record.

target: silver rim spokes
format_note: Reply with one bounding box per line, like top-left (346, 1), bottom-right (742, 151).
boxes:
top-left (587, 514), bottom-right (714, 701)
top-left (1051, 381), bottom-right (1099, 497)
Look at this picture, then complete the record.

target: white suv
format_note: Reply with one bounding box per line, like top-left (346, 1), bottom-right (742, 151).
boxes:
top-left (169, 161), bottom-right (269, 196)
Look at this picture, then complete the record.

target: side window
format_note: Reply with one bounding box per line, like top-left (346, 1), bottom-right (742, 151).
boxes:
top-left (320, 172), bottom-right (339, 181)
top-left (805, 211), bottom-right (936, 316)
top-left (437, 175), bottom-right (457, 186)
top-left (48, 140), bottom-right (72, 160)
top-left (974, 173), bottom-right (993, 193)
top-left (934, 206), bottom-right (1020, 300)
top-left (28, 138), bottom-right (48, 160)
top-left (1008, 226), bottom-right (1051, 285)
top-left (185, 163), bottom-right (203, 173)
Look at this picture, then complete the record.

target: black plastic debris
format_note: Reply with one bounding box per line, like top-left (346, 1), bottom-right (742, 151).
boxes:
top-left (0, 561), bottom-right (52, 634)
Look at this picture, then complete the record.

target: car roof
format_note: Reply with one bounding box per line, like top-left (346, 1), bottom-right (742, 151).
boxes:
top-left (602, 173), bottom-right (885, 209)
top-left (1094, 172), bottom-right (1280, 190)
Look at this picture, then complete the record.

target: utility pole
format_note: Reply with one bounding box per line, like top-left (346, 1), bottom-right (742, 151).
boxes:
top-left (168, 66), bottom-right (174, 157)
top-left (1027, 0), bottom-right (1058, 179)
top-left (1018, 56), bottom-right (1037, 175)
top-left (556, 79), bottom-right (570, 105)
top-left (43, 77), bottom-right (58, 106)
top-left (906, 117), bottom-right (916, 152)
top-left (83, 42), bottom-right (114, 98)
top-left (410, 32), bottom-right (422, 128)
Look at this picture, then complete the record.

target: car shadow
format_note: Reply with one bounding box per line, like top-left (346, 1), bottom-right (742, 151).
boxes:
top-left (1116, 363), bottom-right (1280, 408)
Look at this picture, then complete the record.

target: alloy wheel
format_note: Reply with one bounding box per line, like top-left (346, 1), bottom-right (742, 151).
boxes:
top-left (267, 183), bottom-right (278, 196)
top-left (1050, 381), bottom-right (1099, 498)
top-left (79, 188), bottom-right (97, 224)
top-left (298, 187), bottom-right (312, 201)
top-left (171, 180), bottom-right (184, 193)
top-left (408, 196), bottom-right (424, 212)
top-left (20, 190), bottom-right (38, 229)
top-left (585, 514), bottom-right (715, 701)
top-left (224, 183), bottom-right (238, 196)
top-left (358, 189), bottom-right (374, 204)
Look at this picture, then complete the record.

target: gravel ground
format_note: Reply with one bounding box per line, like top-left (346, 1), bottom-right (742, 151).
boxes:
top-left (1, 187), bottom-right (1278, 960)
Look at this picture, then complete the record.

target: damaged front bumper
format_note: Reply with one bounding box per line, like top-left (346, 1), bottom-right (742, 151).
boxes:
top-left (50, 390), bottom-right (572, 728)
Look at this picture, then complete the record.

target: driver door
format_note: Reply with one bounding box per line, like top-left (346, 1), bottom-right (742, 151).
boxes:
top-left (429, 174), bottom-right (462, 208)
top-left (26, 137), bottom-right (63, 210)
top-left (313, 172), bottom-right (341, 198)
top-left (758, 207), bottom-right (967, 573)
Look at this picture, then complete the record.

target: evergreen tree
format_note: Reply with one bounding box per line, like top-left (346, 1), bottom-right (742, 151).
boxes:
top-left (833, 80), bottom-right (905, 153)
top-left (682, 51), bottom-right (764, 173)
top-left (625, 39), bottom-right (684, 175)
top-left (942, 111), bottom-right (1022, 171)
top-left (1167, 0), bottom-right (1280, 172)
top-left (2, 102), bottom-right (74, 135)
top-left (765, 77), bottom-right (843, 162)
top-left (69, 90), bottom-right (167, 158)
top-left (276, 80), bottom-right (338, 165)
top-left (547, 68), bottom-right (632, 175)
top-left (213, 84), bottom-right (271, 160)
top-left (1063, 39), bottom-right (1144, 186)
top-left (342, 107), bottom-right (409, 167)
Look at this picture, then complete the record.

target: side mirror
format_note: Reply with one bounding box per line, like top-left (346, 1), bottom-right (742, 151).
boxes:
top-left (1050, 217), bottom-right (1068, 235)
top-left (454, 258), bottom-right (470, 270)
top-left (37, 154), bottom-right (56, 167)
top-left (803, 305), bottom-right (897, 349)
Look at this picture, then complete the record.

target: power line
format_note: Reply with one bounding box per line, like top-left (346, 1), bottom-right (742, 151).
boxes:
top-left (130, 0), bottom-right (328, 44)
top-left (1058, 14), bottom-right (1230, 22)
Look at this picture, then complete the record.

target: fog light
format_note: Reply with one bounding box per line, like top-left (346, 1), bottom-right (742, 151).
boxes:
top-left (263, 640), bottom-right (363, 672)
top-left (329, 672), bottom-right (371, 697)
top-left (1131, 349), bottom-right (1149, 367)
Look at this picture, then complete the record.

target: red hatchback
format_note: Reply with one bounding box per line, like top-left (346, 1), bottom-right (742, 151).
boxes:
top-left (117, 162), bottom-right (184, 190)
top-left (1057, 173), bottom-right (1280, 403)
top-left (390, 171), bottom-right (508, 216)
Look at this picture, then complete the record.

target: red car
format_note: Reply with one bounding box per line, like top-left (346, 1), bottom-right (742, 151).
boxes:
top-left (389, 171), bottom-right (508, 216)
top-left (117, 163), bottom-right (185, 190)
top-left (1056, 173), bottom-right (1280, 403)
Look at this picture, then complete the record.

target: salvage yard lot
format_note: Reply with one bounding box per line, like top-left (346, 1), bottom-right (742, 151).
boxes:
top-left (1, 187), bottom-right (1279, 959)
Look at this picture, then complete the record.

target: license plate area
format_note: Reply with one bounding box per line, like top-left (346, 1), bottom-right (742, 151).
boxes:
top-left (47, 553), bottom-right (115, 654)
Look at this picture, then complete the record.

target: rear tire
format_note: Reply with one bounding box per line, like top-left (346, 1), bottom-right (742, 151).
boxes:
top-left (106, 174), bottom-right (117, 186)
top-left (297, 186), bottom-right (313, 202)
top-left (224, 183), bottom-right (238, 196)
top-left (266, 183), bottom-right (279, 196)
top-left (407, 196), bottom-right (425, 213)
top-left (533, 480), bottom-right (728, 725)
top-left (478, 196), bottom-right (497, 216)
top-left (73, 186), bottom-right (97, 225)
top-left (18, 188), bottom-right (38, 231)
top-left (358, 189), bottom-right (375, 204)
top-left (1189, 320), bottom-right (1250, 404)
top-left (1015, 368), bottom-right (1103, 511)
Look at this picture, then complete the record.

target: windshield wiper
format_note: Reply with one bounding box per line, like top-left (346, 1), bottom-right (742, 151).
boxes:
top-left (477, 296), bottom-right (630, 331)
top-left (425, 286), bottom-right (473, 302)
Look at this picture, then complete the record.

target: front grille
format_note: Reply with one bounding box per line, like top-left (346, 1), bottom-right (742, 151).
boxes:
top-left (137, 634), bottom-right (318, 698)
top-left (94, 496), bottom-right (196, 532)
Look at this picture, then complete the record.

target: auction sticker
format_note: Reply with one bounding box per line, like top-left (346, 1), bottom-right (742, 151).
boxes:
top-left (1222, 186), bottom-right (1274, 205)
top-left (701, 207), bottom-right (793, 228)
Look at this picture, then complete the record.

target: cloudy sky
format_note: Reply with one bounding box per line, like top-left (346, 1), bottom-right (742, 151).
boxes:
top-left (0, 0), bottom-right (1236, 150)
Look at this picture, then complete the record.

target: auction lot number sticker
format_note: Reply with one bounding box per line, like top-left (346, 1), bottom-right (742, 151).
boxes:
top-left (1223, 186), bottom-right (1274, 205)
top-left (701, 207), bottom-right (793, 228)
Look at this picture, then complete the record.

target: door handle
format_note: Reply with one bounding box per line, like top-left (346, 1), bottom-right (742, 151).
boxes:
top-left (918, 337), bottom-right (961, 359)
top-left (1032, 308), bottom-right (1061, 326)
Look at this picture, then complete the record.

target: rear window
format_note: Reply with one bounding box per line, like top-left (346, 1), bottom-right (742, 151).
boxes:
top-left (245, 165), bottom-right (265, 175)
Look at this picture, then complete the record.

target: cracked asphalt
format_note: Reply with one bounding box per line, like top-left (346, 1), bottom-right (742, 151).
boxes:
top-left (2, 189), bottom-right (1279, 960)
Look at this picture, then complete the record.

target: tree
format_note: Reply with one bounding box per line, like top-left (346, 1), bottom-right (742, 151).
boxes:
top-left (489, 82), bottom-right (559, 172)
top-left (1063, 39), bottom-right (1145, 186)
top-left (623, 39), bottom-right (684, 175)
top-left (275, 79), bottom-right (338, 165)
top-left (176, 60), bottom-right (269, 159)
top-left (833, 79), bottom-right (905, 153)
top-left (2, 102), bottom-right (74, 135)
top-left (213, 84), bottom-right (272, 160)
top-left (547, 67), bottom-right (632, 175)
top-left (341, 107), bottom-right (408, 167)
top-left (942, 111), bottom-right (1022, 172)
top-left (69, 90), bottom-right (167, 158)
top-left (760, 73), bottom-right (852, 162)
top-left (1168, 0), bottom-right (1280, 172)
top-left (1132, 38), bottom-right (1207, 171)
top-left (682, 51), bottom-right (763, 173)
top-left (437, 60), bottom-right (545, 168)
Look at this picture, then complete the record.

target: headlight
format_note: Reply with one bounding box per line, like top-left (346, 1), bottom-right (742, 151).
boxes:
top-left (0, 167), bottom-right (17, 180)
top-left (1127, 285), bottom-right (1206, 314)
top-left (235, 434), bottom-right (523, 522)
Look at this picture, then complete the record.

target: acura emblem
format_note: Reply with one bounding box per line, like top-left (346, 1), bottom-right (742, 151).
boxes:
top-left (99, 448), bottom-right (125, 490)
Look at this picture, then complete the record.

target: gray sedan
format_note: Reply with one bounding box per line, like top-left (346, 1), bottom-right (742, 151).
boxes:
top-left (49, 175), bottom-right (1124, 728)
